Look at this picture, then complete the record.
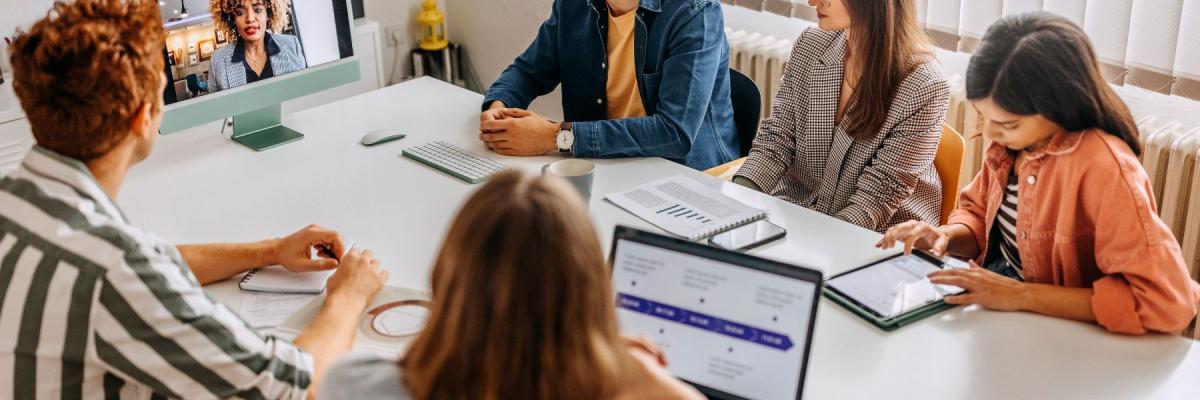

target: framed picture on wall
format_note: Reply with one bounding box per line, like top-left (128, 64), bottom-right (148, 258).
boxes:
top-left (188, 52), bottom-right (199, 66)
top-left (215, 29), bottom-right (227, 44)
top-left (198, 39), bottom-right (215, 61)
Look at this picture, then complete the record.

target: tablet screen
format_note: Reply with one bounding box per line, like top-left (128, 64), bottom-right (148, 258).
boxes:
top-left (826, 254), bottom-right (964, 319)
top-left (612, 239), bottom-right (817, 400)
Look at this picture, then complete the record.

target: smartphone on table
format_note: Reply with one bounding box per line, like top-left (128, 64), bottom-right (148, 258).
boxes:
top-left (708, 220), bottom-right (787, 251)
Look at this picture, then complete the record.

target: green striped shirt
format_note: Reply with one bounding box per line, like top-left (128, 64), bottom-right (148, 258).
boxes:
top-left (0, 147), bottom-right (312, 399)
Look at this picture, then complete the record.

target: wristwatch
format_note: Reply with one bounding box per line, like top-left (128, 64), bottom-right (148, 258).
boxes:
top-left (556, 122), bottom-right (574, 153)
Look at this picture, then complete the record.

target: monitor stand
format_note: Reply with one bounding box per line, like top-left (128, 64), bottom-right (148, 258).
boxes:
top-left (231, 104), bottom-right (303, 151)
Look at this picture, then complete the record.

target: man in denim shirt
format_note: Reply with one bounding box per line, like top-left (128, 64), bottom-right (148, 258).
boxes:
top-left (478, 0), bottom-right (738, 171)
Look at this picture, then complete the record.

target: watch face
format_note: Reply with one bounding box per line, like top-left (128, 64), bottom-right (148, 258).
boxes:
top-left (558, 130), bottom-right (574, 150)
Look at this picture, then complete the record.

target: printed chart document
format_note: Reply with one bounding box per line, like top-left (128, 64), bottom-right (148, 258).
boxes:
top-left (606, 175), bottom-right (767, 240)
top-left (278, 286), bottom-right (431, 357)
top-left (612, 240), bottom-right (817, 400)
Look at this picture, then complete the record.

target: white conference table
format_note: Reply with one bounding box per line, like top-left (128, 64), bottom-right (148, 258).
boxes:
top-left (119, 77), bottom-right (1200, 399)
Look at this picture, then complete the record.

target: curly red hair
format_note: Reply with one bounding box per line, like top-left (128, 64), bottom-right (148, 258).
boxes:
top-left (8, 0), bottom-right (166, 161)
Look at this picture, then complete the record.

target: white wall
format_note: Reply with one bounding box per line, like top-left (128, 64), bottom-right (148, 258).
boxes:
top-left (365, 0), bottom-right (447, 86)
top-left (0, 0), bottom-right (51, 73)
top-left (0, 0), bottom-right (52, 36)
top-left (446, 0), bottom-right (561, 118)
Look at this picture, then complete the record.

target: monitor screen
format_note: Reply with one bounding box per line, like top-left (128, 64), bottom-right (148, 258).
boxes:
top-left (159, 0), bottom-right (353, 105)
top-left (611, 235), bottom-right (819, 400)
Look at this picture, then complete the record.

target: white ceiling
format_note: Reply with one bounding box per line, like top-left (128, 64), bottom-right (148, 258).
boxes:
top-left (159, 0), bottom-right (216, 21)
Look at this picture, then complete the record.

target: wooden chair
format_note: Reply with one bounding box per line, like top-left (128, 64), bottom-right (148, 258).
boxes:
top-left (705, 157), bottom-right (746, 180)
top-left (935, 124), bottom-right (965, 224)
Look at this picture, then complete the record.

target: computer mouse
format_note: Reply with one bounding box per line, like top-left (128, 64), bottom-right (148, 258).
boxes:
top-left (361, 129), bottom-right (407, 146)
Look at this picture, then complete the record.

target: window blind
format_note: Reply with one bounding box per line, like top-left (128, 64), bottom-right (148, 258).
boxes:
top-left (726, 0), bottom-right (1200, 98)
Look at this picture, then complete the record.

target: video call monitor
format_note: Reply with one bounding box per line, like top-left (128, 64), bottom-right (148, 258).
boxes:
top-left (160, 0), bottom-right (352, 104)
top-left (157, 0), bottom-right (358, 151)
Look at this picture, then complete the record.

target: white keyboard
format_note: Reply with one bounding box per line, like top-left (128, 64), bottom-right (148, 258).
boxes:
top-left (401, 141), bottom-right (506, 184)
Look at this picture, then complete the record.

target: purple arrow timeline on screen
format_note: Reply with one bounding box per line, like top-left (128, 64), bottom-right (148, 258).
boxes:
top-left (616, 293), bottom-right (794, 351)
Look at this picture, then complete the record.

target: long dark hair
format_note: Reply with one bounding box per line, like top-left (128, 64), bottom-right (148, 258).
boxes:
top-left (965, 12), bottom-right (1141, 155)
top-left (843, 0), bottom-right (931, 140)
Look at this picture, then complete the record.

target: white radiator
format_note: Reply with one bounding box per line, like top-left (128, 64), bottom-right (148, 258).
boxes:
top-left (726, 28), bottom-right (794, 121)
top-left (1141, 119), bottom-right (1200, 281)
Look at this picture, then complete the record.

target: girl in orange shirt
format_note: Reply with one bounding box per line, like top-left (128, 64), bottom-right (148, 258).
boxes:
top-left (877, 12), bottom-right (1199, 334)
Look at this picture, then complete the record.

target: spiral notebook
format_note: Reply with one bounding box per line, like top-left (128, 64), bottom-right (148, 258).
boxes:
top-left (239, 240), bottom-right (356, 294)
top-left (605, 175), bottom-right (767, 240)
top-left (239, 267), bottom-right (333, 294)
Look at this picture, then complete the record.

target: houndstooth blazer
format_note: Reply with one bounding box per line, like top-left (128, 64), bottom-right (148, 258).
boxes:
top-left (208, 33), bottom-right (307, 92)
top-left (737, 28), bottom-right (950, 232)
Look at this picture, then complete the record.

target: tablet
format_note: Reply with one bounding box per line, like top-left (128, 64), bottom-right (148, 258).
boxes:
top-left (824, 251), bottom-right (966, 331)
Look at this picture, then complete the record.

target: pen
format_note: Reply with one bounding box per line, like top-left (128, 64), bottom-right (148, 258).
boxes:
top-left (317, 244), bottom-right (340, 261)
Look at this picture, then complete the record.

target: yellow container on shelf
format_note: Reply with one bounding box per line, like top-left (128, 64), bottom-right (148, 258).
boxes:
top-left (418, 0), bottom-right (448, 51)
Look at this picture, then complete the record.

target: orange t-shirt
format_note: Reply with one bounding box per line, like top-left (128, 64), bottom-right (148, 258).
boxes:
top-left (606, 10), bottom-right (647, 119)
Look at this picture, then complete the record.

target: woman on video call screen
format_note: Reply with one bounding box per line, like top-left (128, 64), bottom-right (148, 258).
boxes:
top-left (208, 0), bottom-right (307, 91)
top-left (160, 0), bottom-right (352, 105)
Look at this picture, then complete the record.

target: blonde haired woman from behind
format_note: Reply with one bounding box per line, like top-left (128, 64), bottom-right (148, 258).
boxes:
top-left (319, 170), bottom-right (701, 399)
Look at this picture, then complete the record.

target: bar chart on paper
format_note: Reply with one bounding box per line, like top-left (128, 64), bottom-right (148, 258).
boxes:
top-left (656, 204), bottom-right (714, 225)
top-left (606, 175), bottom-right (767, 240)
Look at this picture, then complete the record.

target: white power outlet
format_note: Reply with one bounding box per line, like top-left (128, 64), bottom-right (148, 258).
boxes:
top-left (384, 25), bottom-right (408, 48)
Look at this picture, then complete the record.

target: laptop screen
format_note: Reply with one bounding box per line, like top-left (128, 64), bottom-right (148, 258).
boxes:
top-left (610, 227), bottom-right (821, 400)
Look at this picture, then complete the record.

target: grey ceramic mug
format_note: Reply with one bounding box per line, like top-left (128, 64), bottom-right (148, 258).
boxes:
top-left (542, 159), bottom-right (595, 202)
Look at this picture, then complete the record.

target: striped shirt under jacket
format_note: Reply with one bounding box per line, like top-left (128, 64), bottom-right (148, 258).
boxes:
top-left (0, 147), bottom-right (311, 399)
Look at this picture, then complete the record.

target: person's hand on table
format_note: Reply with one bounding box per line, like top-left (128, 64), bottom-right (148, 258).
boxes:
top-left (928, 261), bottom-right (1026, 311)
top-left (875, 220), bottom-right (949, 257)
top-left (480, 100), bottom-right (510, 133)
top-left (325, 248), bottom-right (388, 307)
top-left (275, 224), bottom-right (346, 273)
top-left (479, 108), bottom-right (559, 156)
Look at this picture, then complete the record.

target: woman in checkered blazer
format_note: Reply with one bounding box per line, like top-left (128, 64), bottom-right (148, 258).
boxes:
top-left (734, 0), bottom-right (949, 232)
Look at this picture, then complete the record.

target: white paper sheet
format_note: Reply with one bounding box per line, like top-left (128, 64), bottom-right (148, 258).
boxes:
top-left (239, 292), bottom-right (317, 328)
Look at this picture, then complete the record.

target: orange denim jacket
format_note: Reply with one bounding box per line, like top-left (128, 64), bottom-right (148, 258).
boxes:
top-left (948, 129), bottom-right (1200, 334)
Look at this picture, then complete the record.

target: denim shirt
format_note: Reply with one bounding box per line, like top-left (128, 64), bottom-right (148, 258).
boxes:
top-left (483, 0), bottom-right (738, 170)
